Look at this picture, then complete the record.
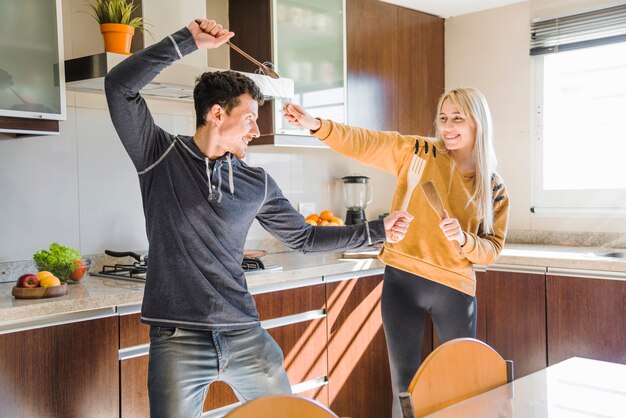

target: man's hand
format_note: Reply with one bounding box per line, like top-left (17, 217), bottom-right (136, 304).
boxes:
top-left (440, 210), bottom-right (466, 246)
top-left (383, 211), bottom-right (414, 243)
top-left (283, 103), bottom-right (322, 131)
top-left (188, 19), bottom-right (234, 49)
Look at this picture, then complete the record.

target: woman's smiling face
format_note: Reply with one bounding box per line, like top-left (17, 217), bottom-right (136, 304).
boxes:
top-left (436, 98), bottom-right (476, 152)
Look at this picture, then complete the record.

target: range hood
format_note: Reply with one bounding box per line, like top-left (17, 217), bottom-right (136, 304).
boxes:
top-left (64, 53), bottom-right (294, 101)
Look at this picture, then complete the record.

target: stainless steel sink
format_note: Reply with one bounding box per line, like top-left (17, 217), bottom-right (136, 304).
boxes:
top-left (594, 251), bottom-right (626, 259)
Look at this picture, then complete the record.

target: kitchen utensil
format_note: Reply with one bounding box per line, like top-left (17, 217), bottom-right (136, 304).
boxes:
top-left (420, 181), bottom-right (465, 259)
top-left (194, 19), bottom-right (279, 79)
top-left (342, 174), bottom-right (372, 224)
top-left (105, 249), bottom-right (147, 263)
top-left (12, 283), bottom-right (67, 299)
top-left (400, 151), bottom-right (426, 212)
top-left (244, 249), bottom-right (267, 258)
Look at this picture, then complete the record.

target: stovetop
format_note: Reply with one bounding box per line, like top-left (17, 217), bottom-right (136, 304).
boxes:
top-left (92, 257), bottom-right (281, 282)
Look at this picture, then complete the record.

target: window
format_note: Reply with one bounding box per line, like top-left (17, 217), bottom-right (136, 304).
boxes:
top-left (531, 4), bottom-right (626, 214)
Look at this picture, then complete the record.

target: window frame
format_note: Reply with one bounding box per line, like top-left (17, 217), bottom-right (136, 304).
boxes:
top-left (531, 51), bottom-right (626, 216)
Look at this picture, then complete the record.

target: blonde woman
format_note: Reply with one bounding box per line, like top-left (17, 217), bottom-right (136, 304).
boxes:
top-left (284, 88), bottom-right (509, 418)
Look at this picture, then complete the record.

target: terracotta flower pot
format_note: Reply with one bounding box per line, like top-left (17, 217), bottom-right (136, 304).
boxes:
top-left (100, 23), bottom-right (135, 55)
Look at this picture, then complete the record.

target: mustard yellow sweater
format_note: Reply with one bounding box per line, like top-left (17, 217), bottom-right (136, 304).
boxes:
top-left (313, 120), bottom-right (510, 296)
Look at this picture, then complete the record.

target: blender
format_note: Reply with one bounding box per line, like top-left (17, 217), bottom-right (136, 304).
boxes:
top-left (341, 174), bottom-right (372, 225)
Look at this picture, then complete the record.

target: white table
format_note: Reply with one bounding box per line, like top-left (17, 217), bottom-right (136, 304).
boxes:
top-left (425, 357), bottom-right (626, 417)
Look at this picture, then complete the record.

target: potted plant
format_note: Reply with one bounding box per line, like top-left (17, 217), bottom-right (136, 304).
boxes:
top-left (86, 0), bottom-right (147, 55)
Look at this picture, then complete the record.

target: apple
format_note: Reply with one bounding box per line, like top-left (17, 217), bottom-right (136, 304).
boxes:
top-left (16, 273), bottom-right (40, 288)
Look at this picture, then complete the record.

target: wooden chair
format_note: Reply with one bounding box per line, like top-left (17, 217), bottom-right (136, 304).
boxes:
top-left (224, 395), bottom-right (340, 418)
top-left (399, 338), bottom-right (514, 418)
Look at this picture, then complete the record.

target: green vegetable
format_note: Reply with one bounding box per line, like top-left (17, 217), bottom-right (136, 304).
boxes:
top-left (33, 243), bottom-right (82, 283)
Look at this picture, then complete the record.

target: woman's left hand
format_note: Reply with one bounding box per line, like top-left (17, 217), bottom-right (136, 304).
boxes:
top-left (439, 210), bottom-right (466, 246)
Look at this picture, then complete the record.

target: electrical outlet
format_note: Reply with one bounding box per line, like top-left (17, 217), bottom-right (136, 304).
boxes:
top-left (298, 202), bottom-right (316, 216)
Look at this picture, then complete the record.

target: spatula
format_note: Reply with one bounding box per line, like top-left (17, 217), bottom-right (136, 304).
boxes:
top-left (420, 181), bottom-right (465, 259)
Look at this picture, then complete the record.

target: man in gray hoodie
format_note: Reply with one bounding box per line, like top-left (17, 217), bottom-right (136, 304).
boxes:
top-left (105, 18), bottom-right (412, 418)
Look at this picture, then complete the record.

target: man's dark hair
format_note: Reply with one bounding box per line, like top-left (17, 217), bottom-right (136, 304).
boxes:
top-left (193, 70), bottom-right (264, 128)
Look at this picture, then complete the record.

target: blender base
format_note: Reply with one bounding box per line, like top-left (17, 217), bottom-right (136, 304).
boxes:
top-left (345, 209), bottom-right (367, 225)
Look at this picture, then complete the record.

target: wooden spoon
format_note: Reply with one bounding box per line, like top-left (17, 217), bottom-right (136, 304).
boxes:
top-left (421, 181), bottom-right (465, 259)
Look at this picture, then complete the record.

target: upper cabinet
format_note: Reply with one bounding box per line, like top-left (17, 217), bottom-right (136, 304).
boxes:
top-left (0, 0), bottom-right (66, 136)
top-left (346, 0), bottom-right (444, 135)
top-left (229, 0), bottom-right (443, 146)
top-left (229, 0), bottom-right (346, 147)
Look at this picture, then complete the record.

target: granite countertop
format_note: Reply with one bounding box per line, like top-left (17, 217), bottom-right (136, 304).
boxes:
top-left (0, 252), bottom-right (383, 329)
top-left (1, 244), bottom-right (625, 329)
top-left (498, 243), bottom-right (626, 272)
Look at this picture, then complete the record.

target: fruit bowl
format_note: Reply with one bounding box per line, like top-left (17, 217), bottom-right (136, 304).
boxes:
top-left (12, 283), bottom-right (67, 299)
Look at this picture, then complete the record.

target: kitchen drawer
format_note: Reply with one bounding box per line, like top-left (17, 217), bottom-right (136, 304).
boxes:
top-left (120, 312), bottom-right (150, 349)
top-left (254, 283), bottom-right (326, 320)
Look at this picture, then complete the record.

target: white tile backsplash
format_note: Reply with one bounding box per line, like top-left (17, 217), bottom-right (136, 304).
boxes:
top-left (0, 93), bottom-right (397, 262)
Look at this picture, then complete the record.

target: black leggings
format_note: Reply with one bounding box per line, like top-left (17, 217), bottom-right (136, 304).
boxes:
top-left (381, 265), bottom-right (477, 418)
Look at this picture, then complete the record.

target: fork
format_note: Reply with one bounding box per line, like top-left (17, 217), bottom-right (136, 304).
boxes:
top-left (400, 147), bottom-right (426, 212)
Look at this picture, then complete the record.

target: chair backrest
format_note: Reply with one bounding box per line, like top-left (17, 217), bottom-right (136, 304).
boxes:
top-left (403, 338), bottom-right (511, 417)
top-left (224, 395), bottom-right (340, 418)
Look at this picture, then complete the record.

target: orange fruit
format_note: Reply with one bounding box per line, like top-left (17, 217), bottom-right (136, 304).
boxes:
top-left (320, 210), bottom-right (334, 221)
top-left (328, 221), bottom-right (339, 226)
top-left (305, 214), bottom-right (320, 223)
top-left (319, 220), bottom-right (330, 226)
top-left (37, 271), bottom-right (54, 280)
top-left (40, 275), bottom-right (61, 287)
top-left (330, 216), bottom-right (345, 226)
top-left (305, 219), bottom-right (318, 226)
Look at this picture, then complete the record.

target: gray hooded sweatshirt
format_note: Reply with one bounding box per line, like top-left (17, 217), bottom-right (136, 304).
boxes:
top-left (104, 27), bottom-right (385, 331)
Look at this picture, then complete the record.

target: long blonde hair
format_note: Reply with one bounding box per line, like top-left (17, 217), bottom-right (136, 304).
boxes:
top-left (434, 88), bottom-right (498, 234)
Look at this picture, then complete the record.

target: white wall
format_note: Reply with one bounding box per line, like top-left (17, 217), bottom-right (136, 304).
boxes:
top-left (0, 89), bottom-right (393, 262)
top-left (445, 1), bottom-right (626, 233)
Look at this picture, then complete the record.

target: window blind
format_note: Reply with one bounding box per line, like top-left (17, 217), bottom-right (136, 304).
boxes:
top-left (530, 4), bottom-right (626, 55)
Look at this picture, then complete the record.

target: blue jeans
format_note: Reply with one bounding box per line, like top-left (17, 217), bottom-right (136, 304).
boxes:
top-left (147, 325), bottom-right (292, 418)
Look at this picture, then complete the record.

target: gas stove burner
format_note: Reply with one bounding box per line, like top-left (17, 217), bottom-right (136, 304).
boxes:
top-left (242, 257), bottom-right (265, 271)
top-left (93, 250), bottom-right (280, 282)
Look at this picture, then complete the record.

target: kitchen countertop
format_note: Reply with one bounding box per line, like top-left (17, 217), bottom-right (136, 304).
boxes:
top-left (1, 244), bottom-right (625, 330)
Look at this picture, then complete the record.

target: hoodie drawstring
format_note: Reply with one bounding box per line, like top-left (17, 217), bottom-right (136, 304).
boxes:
top-left (226, 153), bottom-right (234, 195)
top-left (205, 153), bottom-right (235, 203)
top-left (205, 157), bottom-right (213, 200)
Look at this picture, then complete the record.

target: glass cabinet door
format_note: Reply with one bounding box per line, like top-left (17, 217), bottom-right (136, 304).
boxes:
top-left (273, 0), bottom-right (345, 136)
top-left (0, 0), bottom-right (66, 120)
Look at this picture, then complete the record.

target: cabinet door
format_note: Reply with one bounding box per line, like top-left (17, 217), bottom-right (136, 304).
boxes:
top-left (397, 8), bottom-right (444, 136)
top-left (547, 274), bottom-right (626, 365)
top-left (477, 269), bottom-right (547, 378)
top-left (0, 0), bottom-right (65, 135)
top-left (326, 275), bottom-right (392, 418)
top-left (204, 284), bottom-right (329, 410)
top-left (119, 312), bottom-right (151, 418)
top-left (347, 0), bottom-right (444, 135)
top-left (0, 317), bottom-right (119, 418)
top-left (121, 355), bottom-right (150, 418)
top-left (346, 0), bottom-right (399, 131)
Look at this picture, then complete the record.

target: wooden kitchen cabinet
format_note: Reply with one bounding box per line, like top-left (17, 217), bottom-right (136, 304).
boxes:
top-left (547, 272), bottom-right (626, 365)
top-left (346, 0), bottom-right (444, 135)
top-left (228, 0), bottom-right (444, 144)
top-left (204, 283), bottom-right (329, 411)
top-left (326, 274), bottom-right (392, 418)
top-left (119, 312), bottom-right (150, 418)
top-left (229, 0), bottom-right (346, 146)
top-left (0, 316), bottom-right (119, 418)
top-left (475, 267), bottom-right (547, 378)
